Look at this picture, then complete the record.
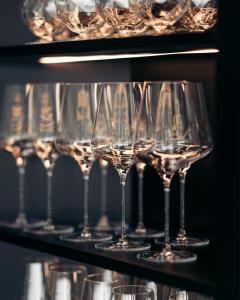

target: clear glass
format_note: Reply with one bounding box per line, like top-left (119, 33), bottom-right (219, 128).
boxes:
top-left (0, 84), bottom-right (46, 230)
top-left (48, 264), bottom-right (87, 300)
top-left (169, 167), bottom-right (210, 248)
top-left (56, 83), bottom-right (112, 243)
top-left (111, 285), bottom-right (155, 300)
top-left (169, 289), bottom-right (214, 300)
top-left (97, 0), bottom-right (147, 38)
top-left (137, 81), bottom-right (213, 263)
top-left (22, 257), bottom-right (57, 300)
top-left (24, 83), bottom-right (73, 235)
top-left (138, 0), bottom-right (190, 35)
top-left (172, 0), bottom-right (218, 32)
top-left (54, 0), bottom-right (110, 39)
top-left (128, 162), bottom-right (164, 239)
top-left (93, 82), bottom-right (150, 252)
top-left (22, 0), bottom-right (73, 42)
top-left (82, 273), bottom-right (123, 300)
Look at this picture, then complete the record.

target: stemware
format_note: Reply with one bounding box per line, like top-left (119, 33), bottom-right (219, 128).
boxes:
top-left (137, 81), bottom-right (212, 263)
top-left (111, 285), bottom-right (155, 300)
top-left (25, 83), bottom-right (74, 235)
top-left (128, 82), bottom-right (164, 240)
top-left (22, 0), bottom-right (73, 42)
top-left (138, 0), bottom-right (190, 35)
top-left (54, 0), bottom-right (111, 40)
top-left (48, 263), bottom-right (87, 300)
top-left (0, 84), bottom-right (45, 229)
top-left (169, 289), bottom-right (213, 300)
top-left (97, 0), bottom-right (146, 38)
top-left (56, 83), bottom-right (112, 242)
top-left (93, 82), bottom-right (150, 252)
top-left (172, 0), bottom-right (218, 32)
top-left (82, 273), bottom-right (122, 300)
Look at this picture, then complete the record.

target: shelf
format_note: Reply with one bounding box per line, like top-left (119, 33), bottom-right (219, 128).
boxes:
top-left (0, 30), bottom-right (217, 59)
top-left (0, 227), bottom-right (215, 296)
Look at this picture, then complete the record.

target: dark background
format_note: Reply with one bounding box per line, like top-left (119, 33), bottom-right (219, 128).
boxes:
top-left (0, 1), bottom-right (217, 298)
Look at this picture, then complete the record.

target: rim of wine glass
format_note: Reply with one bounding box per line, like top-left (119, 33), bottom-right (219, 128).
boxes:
top-left (49, 263), bottom-right (87, 274)
top-left (111, 285), bottom-right (153, 296)
top-left (84, 273), bottom-right (122, 284)
top-left (24, 256), bottom-right (58, 264)
top-left (144, 80), bottom-right (199, 84)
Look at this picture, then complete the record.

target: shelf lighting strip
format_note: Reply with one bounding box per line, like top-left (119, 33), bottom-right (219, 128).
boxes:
top-left (39, 48), bottom-right (219, 64)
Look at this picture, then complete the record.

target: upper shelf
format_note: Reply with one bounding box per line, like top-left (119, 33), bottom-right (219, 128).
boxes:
top-left (0, 30), bottom-right (217, 59)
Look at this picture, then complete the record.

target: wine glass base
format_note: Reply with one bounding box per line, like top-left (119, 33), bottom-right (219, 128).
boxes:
top-left (60, 232), bottom-right (112, 243)
top-left (128, 228), bottom-right (165, 240)
top-left (137, 250), bottom-right (197, 264)
top-left (95, 240), bottom-right (150, 252)
top-left (170, 236), bottom-right (210, 248)
top-left (0, 219), bottom-right (46, 230)
top-left (24, 224), bottom-right (74, 235)
top-left (92, 222), bottom-right (129, 234)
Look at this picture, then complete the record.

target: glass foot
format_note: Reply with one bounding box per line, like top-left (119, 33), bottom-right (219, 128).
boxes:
top-left (137, 248), bottom-right (197, 264)
top-left (24, 224), bottom-right (74, 235)
top-left (95, 240), bottom-right (150, 252)
top-left (170, 236), bottom-right (210, 248)
top-left (60, 231), bottom-right (112, 243)
top-left (0, 218), bottom-right (46, 230)
top-left (128, 227), bottom-right (165, 240)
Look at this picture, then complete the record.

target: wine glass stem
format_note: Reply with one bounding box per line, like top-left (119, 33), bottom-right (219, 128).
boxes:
top-left (46, 170), bottom-right (53, 225)
top-left (137, 170), bottom-right (144, 227)
top-left (100, 167), bottom-right (108, 217)
top-left (18, 165), bottom-right (26, 218)
top-left (83, 175), bottom-right (89, 230)
top-left (120, 176), bottom-right (127, 241)
top-left (163, 182), bottom-right (171, 247)
top-left (179, 171), bottom-right (187, 234)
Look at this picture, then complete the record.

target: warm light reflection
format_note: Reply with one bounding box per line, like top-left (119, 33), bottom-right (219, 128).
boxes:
top-left (39, 48), bottom-right (219, 64)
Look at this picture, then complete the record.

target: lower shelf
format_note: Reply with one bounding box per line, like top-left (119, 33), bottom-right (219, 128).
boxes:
top-left (0, 227), bottom-right (215, 296)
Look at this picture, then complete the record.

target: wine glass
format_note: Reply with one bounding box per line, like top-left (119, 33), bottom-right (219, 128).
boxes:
top-left (157, 83), bottom-right (212, 248)
top-left (138, 0), bottom-right (190, 35)
top-left (56, 83), bottom-right (112, 242)
top-left (97, 0), bottom-right (146, 38)
top-left (169, 289), bottom-right (213, 300)
top-left (111, 285), bottom-right (155, 300)
top-left (0, 84), bottom-right (46, 229)
top-left (54, 0), bottom-right (111, 39)
top-left (82, 273), bottom-right (123, 300)
top-left (128, 82), bottom-right (164, 240)
top-left (22, 0), bottom-right (73, 42)
top-left (93, 82), bottom-right (150, 252)
top-left (25, 83), bottom-right (74, 235)
top-left (172, 0), bottom-right (218, 32)
top-left (137, 81), bottom-right (212, 263)
top-left (48, 263), bottom-right (87, 300)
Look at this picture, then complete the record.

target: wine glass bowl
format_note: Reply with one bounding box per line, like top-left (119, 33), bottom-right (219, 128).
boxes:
top-left (172, 0), bottom-right (218, 32)
top-left (22, 0), bottom-right (73, 42)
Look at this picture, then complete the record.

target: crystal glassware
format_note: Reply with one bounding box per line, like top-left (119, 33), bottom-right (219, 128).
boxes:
top-left (0, 84), bottom-right (46, 230)
top-left (110, 285), bottom-right (155, 300)
top-left (172, 0), bottom-right (218, 32)
top-left (24, 83), bottom-right (74, 235)
top-left (137, 81), bottom-right (212, 263)
top-left (82, 273), bottom-right (123, 300)
top-left (56, 83), bottom-right (112, 243)
top-left (22, 0), bottom-right (73, 42)
top-left (138, 0), bottom-right (190, 35)
top-left (97, 0), bottom-right (147, 38)
top-left (169, 289), bottom-right (213, 300)
top-left (54, 0), bottom-right (111, 39)
top-left (48, 264), bottom-right (87, 300)
top-left (93, 82), bottom-right (150, 252)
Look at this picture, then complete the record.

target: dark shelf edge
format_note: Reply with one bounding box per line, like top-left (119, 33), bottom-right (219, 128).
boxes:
top-left (0, 228), bottom-right (215, 296)
top-left (0, 30), bottom-right (217, 58)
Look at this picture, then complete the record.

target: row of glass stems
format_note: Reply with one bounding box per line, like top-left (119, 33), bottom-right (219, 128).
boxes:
top-left (0, 81), bottom-right (213, 264)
